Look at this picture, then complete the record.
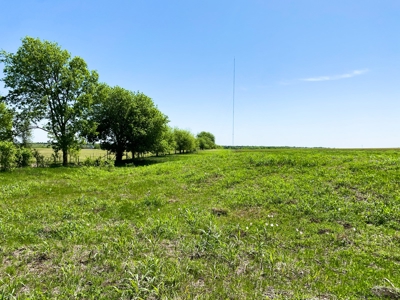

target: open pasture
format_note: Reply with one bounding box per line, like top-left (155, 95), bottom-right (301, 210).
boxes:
top-left (36, 148), bottom-right (109, 160)
top-left (1, 149), bottom-right (400, 299)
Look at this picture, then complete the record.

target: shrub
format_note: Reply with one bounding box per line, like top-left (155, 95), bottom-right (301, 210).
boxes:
top-left (51, 151), bottom-right (61, 164)
top-left (83, 156), bottom-right (114, 168)
top-left (32, 148), bottom-right (46, 167)
top-left (0, 141), bottom-right (17, 171)
top-left (15, 147), bottom-right (33, 167)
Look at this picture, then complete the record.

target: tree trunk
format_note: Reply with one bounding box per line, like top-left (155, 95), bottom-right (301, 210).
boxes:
top-left (62, 149), bottom-right (68, 166)
top-left (116, 151), bottom-right (123, 162)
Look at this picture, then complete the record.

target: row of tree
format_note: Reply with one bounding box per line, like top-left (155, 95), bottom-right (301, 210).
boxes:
top-left (0, 37), bottom-right (216, 166)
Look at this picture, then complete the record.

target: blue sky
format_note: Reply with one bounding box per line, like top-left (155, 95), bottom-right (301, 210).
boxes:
top-left (1, 0), bottom-right (400, 147)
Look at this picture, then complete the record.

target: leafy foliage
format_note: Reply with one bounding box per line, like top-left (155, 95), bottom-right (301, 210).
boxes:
top-left (0, 141), bottom-right (17, 171)
top-left (91, 85), bottom-right (168, 162)
top-left (13, 117), bottom-right (32, 147)
top-left (126, 92), bottom-right (169, 158)
top-left (197, 131), bottom-right (216, 150)
top-left (152, 126), bottom-right (176, 156)
top-left (0, 37), bottom-right (99, 165)
top-left (0, 102), bottom-right (13, 142)
top-left (173, 128), bottom-right (196, 153)
top-left (31, 148), bottom-right (46, 167)
top-left (14, 147), bottom-right (33, 167)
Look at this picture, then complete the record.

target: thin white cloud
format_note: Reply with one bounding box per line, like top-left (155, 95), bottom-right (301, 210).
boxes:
top-left (301, 69), bottom-right (369, 82)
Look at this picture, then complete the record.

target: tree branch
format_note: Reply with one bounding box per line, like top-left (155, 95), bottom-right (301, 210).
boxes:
top-left (29, 124), bottom-right (51, 133)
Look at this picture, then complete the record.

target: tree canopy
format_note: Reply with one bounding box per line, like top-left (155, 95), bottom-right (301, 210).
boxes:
top-left (152, 126), bottom-right (176, 156)
top-left (0, 37), bottom-right (99, 165)
top-left (126, 92), bottom-right (169, 158)
top-left (174, 128), bottom-right (196, 153)
top-left (90, 85), bottom-right (168, 162)
top-left (0, 102), bottom-right (13, 142)
top-left (197, 131), bottom-right (216, 150)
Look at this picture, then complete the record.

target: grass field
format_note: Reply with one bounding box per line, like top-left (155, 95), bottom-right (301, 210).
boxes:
top-left (1, 149), bottom-right (400, 299)
top-left (36, 148), bottom-right (109, 160)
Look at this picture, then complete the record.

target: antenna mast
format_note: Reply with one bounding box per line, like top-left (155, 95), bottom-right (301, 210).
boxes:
top-left (232, 57), bottom-right (235, 147)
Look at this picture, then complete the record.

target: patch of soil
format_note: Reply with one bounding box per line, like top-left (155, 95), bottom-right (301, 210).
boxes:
top-left (371, 286), bottom-right (400, 299)
top-left (211, 208), bottom-right (228, 216)
top-left (318, 229), bottom-right (333, 235)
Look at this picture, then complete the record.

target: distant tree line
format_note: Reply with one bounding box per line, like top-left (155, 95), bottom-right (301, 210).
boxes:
top-left (0, 37), bottom-right (217, 170)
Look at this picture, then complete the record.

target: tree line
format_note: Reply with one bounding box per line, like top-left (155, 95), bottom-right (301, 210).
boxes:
top-left (0, 37), bottom-right (217, 169)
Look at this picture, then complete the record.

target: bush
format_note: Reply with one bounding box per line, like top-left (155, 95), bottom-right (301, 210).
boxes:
top-left (15, 147), bottom-right (33, 167)
top-left (32, 148), bottom-right (46, 167)
top-left (83, 156), bottom-right (114, 168)
top-left (51, 151), bottom-right (61, 164)
top-left (0, 141), bottom-right (17, 171)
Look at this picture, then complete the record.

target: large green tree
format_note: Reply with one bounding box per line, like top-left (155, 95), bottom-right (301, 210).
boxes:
top-left (173, 128), bottom-right (196, 153)
top-left (127, 93), bottom-right (168, 158)
top-left (91, 86), bottom-right (168, 162)
top-left (152, 126), bottom-right (176, 156)
top-left (90, 85), bottom-right (133, 162)
top-left (0, 37), bottom-right (99, 165)
top-left (197, 131), bottom-right (216, 150)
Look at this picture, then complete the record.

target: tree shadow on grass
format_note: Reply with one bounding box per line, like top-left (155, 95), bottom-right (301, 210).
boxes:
top-left (114, 153), bottom-right (194, 168)
top-left (114, 157), bottom-right (168, 168)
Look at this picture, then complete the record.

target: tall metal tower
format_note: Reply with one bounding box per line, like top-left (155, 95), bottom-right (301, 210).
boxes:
top-left (232, 57), bottom-right (235, 147)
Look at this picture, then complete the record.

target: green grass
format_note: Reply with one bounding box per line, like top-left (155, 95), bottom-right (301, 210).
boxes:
top-left (1, 149), bottom-right (400, 299)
